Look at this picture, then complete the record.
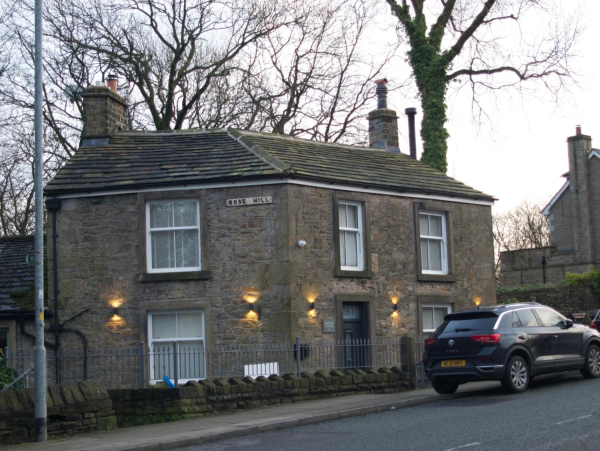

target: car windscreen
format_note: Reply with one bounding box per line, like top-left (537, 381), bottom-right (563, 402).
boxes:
top-left (438, 313), bottom-right (498, 334)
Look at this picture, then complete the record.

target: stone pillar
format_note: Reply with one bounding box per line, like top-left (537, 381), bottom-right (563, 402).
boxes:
top-left (567, 127), bottom-right (594, 268)
top-left (368, 80), bottom-right (400, 154)
top-left (400, 334), bottom-right (416, 389)
top-left (80, 85), bottom-right (128, 147)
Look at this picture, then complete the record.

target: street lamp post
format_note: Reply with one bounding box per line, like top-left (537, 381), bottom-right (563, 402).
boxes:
top-left (33, 0), bottom-right (48, 442)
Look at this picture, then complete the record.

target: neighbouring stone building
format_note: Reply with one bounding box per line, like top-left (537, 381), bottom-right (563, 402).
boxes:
top-left (11, 78), bottom-right (496, 384)
top-left (0, 236), bottom-right (50, 359)
top-left (500, 127), bottom-right (600, 286)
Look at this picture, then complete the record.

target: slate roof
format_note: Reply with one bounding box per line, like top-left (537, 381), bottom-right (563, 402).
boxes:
top-left (45, 128), bottom-right (493, 201)
top-left (0, 236), bottom-right (36, 312)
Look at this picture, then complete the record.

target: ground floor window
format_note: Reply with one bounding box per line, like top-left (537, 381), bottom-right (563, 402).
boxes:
top-left (422, 304), bottom-right (452, 334)
top-left (148, 310), bottom-right (205, 383)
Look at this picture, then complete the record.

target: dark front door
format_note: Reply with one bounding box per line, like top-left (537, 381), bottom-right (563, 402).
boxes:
top-left (342, 303), bottom-right (369, 368)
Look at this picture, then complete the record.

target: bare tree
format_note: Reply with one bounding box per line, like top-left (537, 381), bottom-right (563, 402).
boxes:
top-left (0, 0), bottom-right (403, 236)
top-left (386, 0), bottom-right (581, 172)
top-left (493, 200), bottom-right (550, 281)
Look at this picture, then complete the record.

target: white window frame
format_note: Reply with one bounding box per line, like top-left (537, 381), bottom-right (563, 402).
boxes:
top-left (422, 303), bottom-right (452, 333)
top-left (338, 200), bottom-right (364, 271)
top-left (419, 211), bottom-right (448, 275)
top-left (148, 310), bottom-right (206, 384)
top-left (146, 199), bottom-right (201, 273)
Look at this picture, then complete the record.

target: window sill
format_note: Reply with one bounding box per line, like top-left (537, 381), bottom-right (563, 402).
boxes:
top-left (138, 271), bottom-right (212, 282)
top-left (334, 269), bottom-right (374, 279)
top-left (417, 273), bottom-right (456, 283)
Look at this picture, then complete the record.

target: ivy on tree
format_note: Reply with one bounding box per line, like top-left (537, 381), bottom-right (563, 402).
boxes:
top-left (386, 0), bottom-right (578, 172)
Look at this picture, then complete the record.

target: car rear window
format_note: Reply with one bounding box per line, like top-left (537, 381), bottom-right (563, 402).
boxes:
top-left (441, 316), bottom-right (497, 333)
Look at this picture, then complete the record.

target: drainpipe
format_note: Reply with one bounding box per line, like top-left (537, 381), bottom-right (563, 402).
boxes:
top-left (46, 199), bottom-right (62, 384)
top-left (44, 198), bottom-right (90, 383)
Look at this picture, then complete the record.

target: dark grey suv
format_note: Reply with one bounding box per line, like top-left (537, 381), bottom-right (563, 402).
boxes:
top-left (423, 302), bottom-right (600, 394)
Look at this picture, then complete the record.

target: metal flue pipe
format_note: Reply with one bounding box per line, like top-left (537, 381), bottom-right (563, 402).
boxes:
top-left (405, 108), bottom-right (417, 159)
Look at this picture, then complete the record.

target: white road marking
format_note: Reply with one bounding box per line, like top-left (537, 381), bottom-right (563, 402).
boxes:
top-left (443, 442), bottom-right (481, 451)
top-left (555, 414), bottom-right (593, 425)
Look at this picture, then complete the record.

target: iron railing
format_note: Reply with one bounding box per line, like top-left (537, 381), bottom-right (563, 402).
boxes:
top-left (7, 337), bottom-right (407, 389)
top-left (414, 337), bottom-right (431, 390)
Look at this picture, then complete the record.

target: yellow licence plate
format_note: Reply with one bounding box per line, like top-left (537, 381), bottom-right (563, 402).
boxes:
top-left (441, 360), bottom-right (466, 368)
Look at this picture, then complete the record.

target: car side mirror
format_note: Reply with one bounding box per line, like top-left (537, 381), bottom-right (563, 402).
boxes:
top-left (563, 319), bottom-right (574, 329)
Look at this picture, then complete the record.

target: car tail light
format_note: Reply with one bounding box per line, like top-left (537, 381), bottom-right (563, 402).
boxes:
top-left (424, 337), bottom-right (435, 348)
top-left (470, 334), bottom-right (501, 344)
top-left (592, 320), bottom-right (598, 330)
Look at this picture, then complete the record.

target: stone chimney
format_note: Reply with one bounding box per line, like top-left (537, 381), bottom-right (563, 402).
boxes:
top-left (368, 79), bottom-right (400, 154)
top-left (567, 125), bottom-right (595, 266)
top-left (80, 75), bottom-right (128, 147)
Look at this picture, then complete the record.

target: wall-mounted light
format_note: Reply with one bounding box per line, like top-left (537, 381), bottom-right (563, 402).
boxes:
top-left (390, 295), bottom-right (400, 318)
top-left (244, 294), bottom-right (260, 320)
top-left (308, 298), bottom-right (319, 318)
top-left (111, 307), bottom-right (122, 322)
top-left (298, 240), bottom-right (307, 248)
top-left (391, 303), bottom-right (399, 319)
top-left (110, 300), bottom-right (123, 321)
top-left (246, 302), bottom-right (260, 320)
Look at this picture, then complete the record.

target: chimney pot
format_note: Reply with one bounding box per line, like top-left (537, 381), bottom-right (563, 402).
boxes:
top-left (374, 79), bottom-right (388, 110)
top-left (576, 125), bottom-right (581, 136)
top-left (106, 74), bottom-right (118, 93)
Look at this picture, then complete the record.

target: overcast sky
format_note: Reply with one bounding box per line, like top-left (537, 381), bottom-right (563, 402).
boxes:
top-left (384, 0), bottom-right (598, 214)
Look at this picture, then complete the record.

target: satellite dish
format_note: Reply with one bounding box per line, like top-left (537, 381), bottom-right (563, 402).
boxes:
top-left (64, 85), bottom-right (84, 102)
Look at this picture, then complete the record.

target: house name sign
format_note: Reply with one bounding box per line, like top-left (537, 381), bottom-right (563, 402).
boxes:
top-left (226, 196), bottom-right (273, 207)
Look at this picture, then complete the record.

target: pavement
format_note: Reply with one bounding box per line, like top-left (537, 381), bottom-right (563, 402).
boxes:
top-left (6, 381), bottom-right (499, 451)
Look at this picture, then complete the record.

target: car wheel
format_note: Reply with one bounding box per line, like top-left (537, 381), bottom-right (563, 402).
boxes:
top-left (432, 381), bottom-right (459, 395)
top-left (581, 344), bottom-right (600, 379)
top-left (502, 356), bottom-right (529, 393)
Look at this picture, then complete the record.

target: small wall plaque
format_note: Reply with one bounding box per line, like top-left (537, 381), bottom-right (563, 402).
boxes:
top-left (323, 319), bottom-right (335, 333)
top-left (226, 196), bottom-right (273, 207)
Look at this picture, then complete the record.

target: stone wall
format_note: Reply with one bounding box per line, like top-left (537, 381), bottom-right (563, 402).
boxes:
top-left (46, 180), bottom-right (496, 374)
top-left (589, 155), bottom-right (600, 264)
top-left (287, 185), bottom-right (496, 340)
top-left (500, 247), bottom-right (569, 287)
top-left (108, 367), bottom-right (411, 424)
top-left (496, 285), bottom-right (599, 315)
top-left (547, 185), bottom-right (573, 252)
top-left (0, 380), bottom-right (115, 445)
top-left (49, 184), bottom-right (292, 356)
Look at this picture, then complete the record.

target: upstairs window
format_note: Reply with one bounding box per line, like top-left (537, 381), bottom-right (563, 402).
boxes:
top-left (419, 211), bottom-right (448, 275)
top-left (338, 201), bottom-right (364, 271)
top-left (146, 199), bottom-right (201, 273)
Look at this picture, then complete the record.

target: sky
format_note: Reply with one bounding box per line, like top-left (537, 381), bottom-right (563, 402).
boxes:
top-left (383, 0), bottom-right (599, 214)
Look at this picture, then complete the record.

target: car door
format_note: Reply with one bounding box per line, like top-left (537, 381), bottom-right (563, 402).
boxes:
top-left (534, 307), bottom-right (583, 370)
top-left (512, 308), bottom-right (554, 374)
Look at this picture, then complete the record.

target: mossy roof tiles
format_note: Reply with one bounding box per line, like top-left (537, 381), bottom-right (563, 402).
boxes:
top-left (45, 128), bottom-right (493, 201)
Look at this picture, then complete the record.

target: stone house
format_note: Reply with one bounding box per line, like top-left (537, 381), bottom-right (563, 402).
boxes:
top-left (33, 80), bottom-right (495, 383)
top-left (500, 127), bottom-right (600, 286)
